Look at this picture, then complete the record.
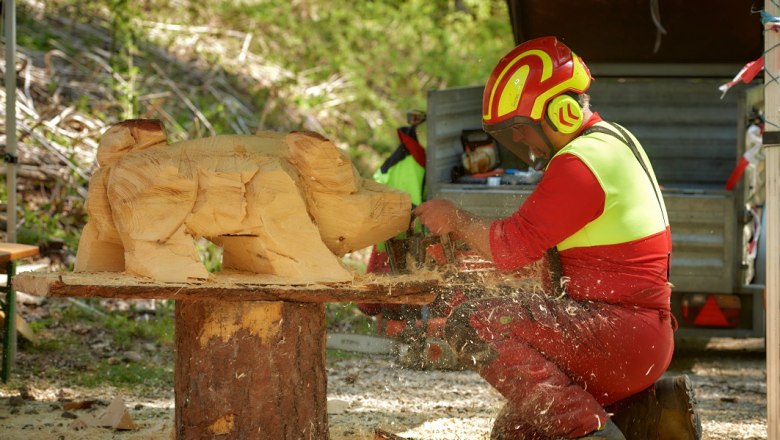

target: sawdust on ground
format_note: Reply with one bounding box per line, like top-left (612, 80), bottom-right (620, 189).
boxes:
top-left (0, 338), bottom-right (768, 440)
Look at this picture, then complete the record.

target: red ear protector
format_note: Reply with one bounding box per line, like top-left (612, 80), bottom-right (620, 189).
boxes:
top-left (546, 93), bottom-right (584, 134)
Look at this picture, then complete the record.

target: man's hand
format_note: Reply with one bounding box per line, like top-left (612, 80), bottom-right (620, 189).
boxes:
top-left (414, 199), bottom-right (493, 260)
top-left (414, 199), bottom-right (462, 236)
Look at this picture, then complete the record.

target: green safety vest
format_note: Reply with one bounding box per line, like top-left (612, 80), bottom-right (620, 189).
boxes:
top-left (373, 153), bottom-right (425, 207)
top-left (373, 152), bottom-right (426, 249)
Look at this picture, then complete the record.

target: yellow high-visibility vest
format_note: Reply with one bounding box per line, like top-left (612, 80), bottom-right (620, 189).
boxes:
top-left (553, 122), bottom-right (669, 251)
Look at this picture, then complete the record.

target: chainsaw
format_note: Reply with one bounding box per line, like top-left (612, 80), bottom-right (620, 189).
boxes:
top-left (327, 216), bottom-right (554, 369)
top-left (327, 218), bottom-right (464, 370)
top-left (384, 220), bottom-right (457, 274)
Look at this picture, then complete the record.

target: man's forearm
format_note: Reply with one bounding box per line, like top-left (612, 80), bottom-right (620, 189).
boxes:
top-left (452, 208), bottom-right (493, 261)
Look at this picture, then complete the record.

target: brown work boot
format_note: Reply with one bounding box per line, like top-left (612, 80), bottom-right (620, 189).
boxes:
top-left (490, 403), bottom-right (547, 440)
top-left (575, 420), bottom-right (626, 439)
top-left (609, 374), bottom-right (702, 440)
top-left (490, 403), bottom-right (523, 440)
top-left (656, 375), bottom-right (702, 440)
top-left (491, 404), bottom-right (626, 440)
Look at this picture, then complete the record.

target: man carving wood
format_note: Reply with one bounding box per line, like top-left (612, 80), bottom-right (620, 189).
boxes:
top-left (415, 37), bottom-right (702, 440)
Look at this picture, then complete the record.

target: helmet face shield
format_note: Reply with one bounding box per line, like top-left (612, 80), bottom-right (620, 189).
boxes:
top-left (485, 126), bottom-right (534, 167)
top-left (484, 117), bottom-right (550, 169)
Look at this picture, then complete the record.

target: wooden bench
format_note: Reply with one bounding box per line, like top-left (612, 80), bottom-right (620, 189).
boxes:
top-left (14, 270), bottom-right (438, 439)
top-left (0, 242), bottom-right (40, 382)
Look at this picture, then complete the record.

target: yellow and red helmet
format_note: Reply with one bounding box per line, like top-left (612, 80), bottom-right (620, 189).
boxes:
top-left (482, 36), bottom-right (592, 163)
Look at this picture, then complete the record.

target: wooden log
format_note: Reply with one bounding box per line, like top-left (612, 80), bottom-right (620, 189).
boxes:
top-left (13, 271), bottom-right (439, 304)
top-left (175, 300), bottom-right (328, 439)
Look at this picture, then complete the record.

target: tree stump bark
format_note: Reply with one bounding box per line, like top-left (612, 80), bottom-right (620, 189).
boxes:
top-left (175, 300), bottom-right (328, 439)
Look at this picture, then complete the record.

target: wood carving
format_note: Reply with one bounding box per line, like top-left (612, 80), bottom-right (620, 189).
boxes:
top-left (75, 119), bottom-right (411, 283)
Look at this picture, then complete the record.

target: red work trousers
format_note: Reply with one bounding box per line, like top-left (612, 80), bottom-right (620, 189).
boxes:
top-left (450, 290), bottom-right (674, 439)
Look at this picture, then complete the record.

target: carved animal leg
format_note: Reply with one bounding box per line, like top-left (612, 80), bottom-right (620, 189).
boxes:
top-left (76, 167), bottom-right (126, 272)
top-left (212, 236), bottom-right (272, 274)
top-left (107, 147), bottom-right (200, 283)
top-left (241, 160), bottom-right (353, 283)
top-left (217, 231), bottom-right (351, 283)
top-left (74, 222), bottom-right (125, 272)
top-left (123, 224), bottom-right (209, 282)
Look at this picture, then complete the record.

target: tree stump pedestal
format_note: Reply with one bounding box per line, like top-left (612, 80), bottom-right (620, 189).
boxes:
top-left (15, 271), bottom-right (437, 440)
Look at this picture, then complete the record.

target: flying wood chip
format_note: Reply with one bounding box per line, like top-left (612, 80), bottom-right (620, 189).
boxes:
top-left (69, 396), bottom-right (138, 431)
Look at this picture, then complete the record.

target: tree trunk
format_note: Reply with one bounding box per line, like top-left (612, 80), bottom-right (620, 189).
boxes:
top-left (174, 300), bottom-right (328, 440)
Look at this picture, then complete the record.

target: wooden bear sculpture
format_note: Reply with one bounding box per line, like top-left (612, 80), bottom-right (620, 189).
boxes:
top-left (75, 119), bottom-right (411, 283)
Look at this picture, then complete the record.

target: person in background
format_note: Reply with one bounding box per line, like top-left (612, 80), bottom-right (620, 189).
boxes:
top-left (356, 110), bottom-right (427, 322)
top-left (415, 36), bottom-right (701, 440)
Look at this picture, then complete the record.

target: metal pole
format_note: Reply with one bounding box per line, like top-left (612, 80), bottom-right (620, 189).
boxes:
top-left (1, 0), bottom-right (16, 383)
top-left (764, 1), bottom-right (780, 437)
top-left (4, 0), bottom-right (17, 243)
top-left (1, 261), bottom-right (16, 382)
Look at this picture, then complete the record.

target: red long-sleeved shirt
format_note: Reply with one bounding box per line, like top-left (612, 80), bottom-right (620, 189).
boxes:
top-left (489, 116), bottom-right (671, 308)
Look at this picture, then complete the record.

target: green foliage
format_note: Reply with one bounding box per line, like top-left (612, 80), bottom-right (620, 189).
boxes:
top-left (196, 239), bottom-right (223, 273)
top-left (326, 348), bottom-right (362, 362)
top-left (75, 360), bottom-right (173, 389)
top-left (18, 0), bottom-right (512, 179)
top-left (22, 299), bottom-right (175, 390)
top-left (15, 15), bottom-right (56, 51)
top-left (103, 306), bottom-right (175, 350)
top-left (209, 0), bottom-right (512, 165)
top-left (32, 0), bottom-right (509, 171)
top-left (109, 0), bottom-right (140, 120)
top-left (326, 303), bottom-right (375, 335)
top-left (17, 208), bottom-right (80, 250)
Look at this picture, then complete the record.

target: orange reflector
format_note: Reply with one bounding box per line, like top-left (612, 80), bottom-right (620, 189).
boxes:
top-left (681, 294), bottom-right (741, 328)
top-left (693, 295), bottom-right (730, 327)
top-left (427, 343), bottom-right (443, 361)
top-left (382, 317), bottom-right (448, 338)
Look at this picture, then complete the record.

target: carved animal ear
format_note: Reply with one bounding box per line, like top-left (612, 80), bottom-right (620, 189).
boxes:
top-left (97, 119), bottom-right (167, 167)
top-left (284, 131), bottom-right (358, 194)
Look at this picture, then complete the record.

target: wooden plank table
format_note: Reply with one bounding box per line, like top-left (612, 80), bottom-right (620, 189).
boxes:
top-left (0, 243), bottom-right (40, 382)
top-left (14, 270), bottom-right (440, 439)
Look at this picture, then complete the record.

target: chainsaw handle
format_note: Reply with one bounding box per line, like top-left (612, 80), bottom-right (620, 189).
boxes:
top-left (407, 213), bottom-right (420, 236)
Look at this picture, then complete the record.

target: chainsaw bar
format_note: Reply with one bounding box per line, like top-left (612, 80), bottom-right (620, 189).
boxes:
top-left (326, 333), bottom-right (399, 355)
